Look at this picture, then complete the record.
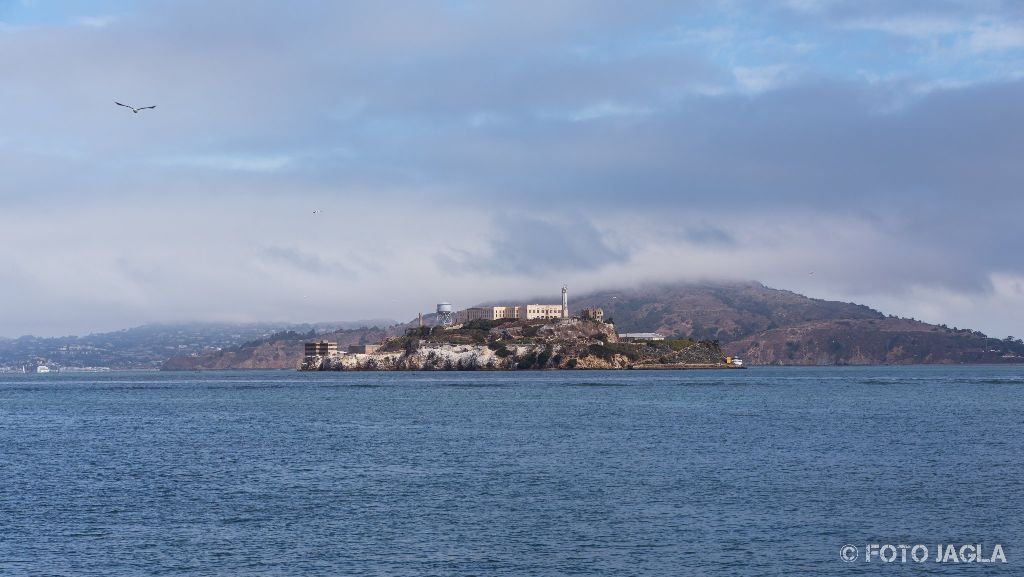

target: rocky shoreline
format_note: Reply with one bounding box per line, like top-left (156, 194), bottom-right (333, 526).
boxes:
top-left (299, 318), bottom-right (738, 371)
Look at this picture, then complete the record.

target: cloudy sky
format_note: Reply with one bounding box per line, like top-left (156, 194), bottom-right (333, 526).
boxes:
top-left (1, 0), bottom-right (1022, 338)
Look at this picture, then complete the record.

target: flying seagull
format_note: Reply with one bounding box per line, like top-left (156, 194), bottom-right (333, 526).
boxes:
top-left (115, 101), bottom-right (156, 114)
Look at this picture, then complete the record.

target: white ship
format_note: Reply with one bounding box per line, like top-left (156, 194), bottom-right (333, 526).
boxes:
top-left (36, 365), bottom-right (51, 374)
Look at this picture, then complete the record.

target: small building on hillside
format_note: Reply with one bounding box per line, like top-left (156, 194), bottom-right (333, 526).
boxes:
top-left (618, 332), bottom-right (665, 342)
top-left (580, 308), bottom-right (604, 322)
top-left (348, 344), bottom-right (380, 354)
top-left (304, 341), bottom-right (338, 357)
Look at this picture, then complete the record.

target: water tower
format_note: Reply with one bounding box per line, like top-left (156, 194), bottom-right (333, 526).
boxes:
top-left (436, 302), bottom-right (455, 326)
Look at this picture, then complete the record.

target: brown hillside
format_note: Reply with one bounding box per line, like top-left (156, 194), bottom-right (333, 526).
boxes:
top-left (162, 327), bottom-right (394, 370)
top-left (566, 282), bottom-right (1023, 365)
top-left (724, 318), bottom-right (1020, 365)
top-left (569, 281), bottom-right (882, 341)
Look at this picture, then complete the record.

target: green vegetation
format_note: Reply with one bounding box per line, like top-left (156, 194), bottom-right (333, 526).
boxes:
top-left (462, 318), bottom-right (516, 331)
top-left (487, 340), bottom-right (513, 357)
top-left (406, 324), bottom-right (490, 346)
top-left (516, 350), bottom-right (538, 369)
top-left (536, 345), bottom-right (554, 367)
top-left (665, 338), bottom-right (695, 351)
top-left (587, 342), bottom-right (642, 362)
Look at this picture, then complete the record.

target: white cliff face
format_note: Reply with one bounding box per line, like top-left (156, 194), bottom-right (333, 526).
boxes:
top-left (400, 343), bottom-right (505, 370)
top-left (305, 344), bottom-right (519, 371)
top-left (299, 341), bottom-right (638, 371)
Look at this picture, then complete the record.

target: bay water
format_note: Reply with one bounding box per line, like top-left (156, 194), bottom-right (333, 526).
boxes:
top-left (1, 366), bottom-right (1021, 575)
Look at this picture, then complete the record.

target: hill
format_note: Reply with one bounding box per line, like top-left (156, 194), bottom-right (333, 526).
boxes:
top-left (724, 318), bottom-right (1023, 365)
top-left (568, 281), bottom-right (883, 341)
top-left (564, 282), bottom-right (1023, 365)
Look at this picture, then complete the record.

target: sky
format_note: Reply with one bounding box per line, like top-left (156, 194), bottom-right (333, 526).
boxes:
top-left (1, 0), bottom-right (1023, 338)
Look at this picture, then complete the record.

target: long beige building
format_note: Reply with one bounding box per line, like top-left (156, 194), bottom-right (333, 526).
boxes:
top-left (451, 287), bottom-right (569, 325)
top-left (455, 303), bottom-right (564, 323)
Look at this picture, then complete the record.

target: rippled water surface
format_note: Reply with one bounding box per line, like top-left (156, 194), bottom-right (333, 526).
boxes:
top-left (1, 366), bottom-right (1022, 575)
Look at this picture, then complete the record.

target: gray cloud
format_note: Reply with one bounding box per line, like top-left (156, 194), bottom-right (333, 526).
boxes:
top-left (438, 216), bottom-right (630, 276)
top-left (1, 1), bottom-right (1023, 337)
top-left (679, 223), bottom-right (736, 247)
top-left (257, 246), bottom-right (356, 277)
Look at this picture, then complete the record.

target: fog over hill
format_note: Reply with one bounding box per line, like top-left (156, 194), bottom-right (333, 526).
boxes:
top-left (3, 2), bottom-right (1024, 341)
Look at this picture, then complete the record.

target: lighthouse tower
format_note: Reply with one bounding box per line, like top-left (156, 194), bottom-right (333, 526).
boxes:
top-left (561, 285), bottom-right (568, 319)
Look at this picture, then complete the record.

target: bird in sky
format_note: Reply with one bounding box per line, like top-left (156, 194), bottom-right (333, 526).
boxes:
top-left (312, 210), bottom-right (321, 214)
top-left (115, 101), bottom-right (156, 114)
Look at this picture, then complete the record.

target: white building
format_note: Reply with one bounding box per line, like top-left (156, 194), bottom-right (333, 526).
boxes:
top-left (520, 304), bottom-right (563, 320)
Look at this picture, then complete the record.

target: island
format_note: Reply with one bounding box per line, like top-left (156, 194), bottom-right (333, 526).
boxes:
top-left (299, 318), bottom-right (739, 371)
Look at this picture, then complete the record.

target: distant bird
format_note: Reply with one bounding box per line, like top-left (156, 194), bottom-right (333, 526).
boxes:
top-left (115, 101), bottom-right (156, 114)
top-left (809, 271), bottom-right (815, 276)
